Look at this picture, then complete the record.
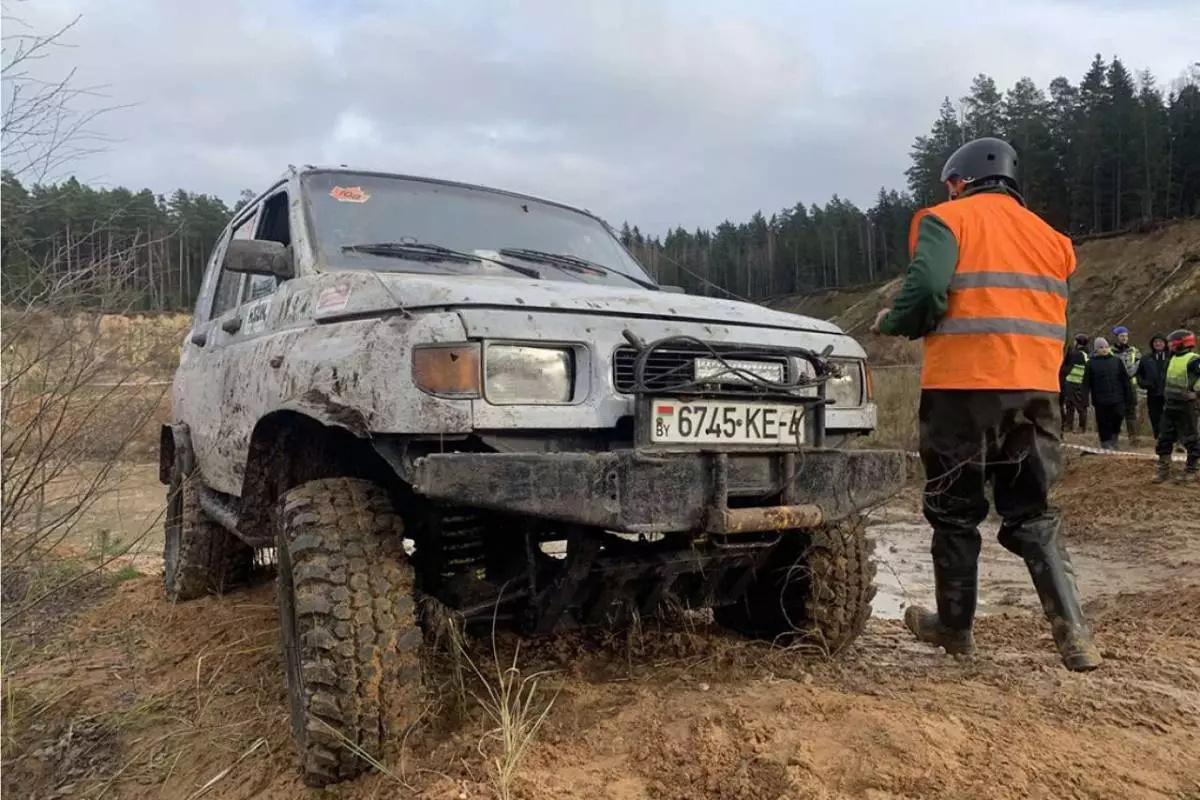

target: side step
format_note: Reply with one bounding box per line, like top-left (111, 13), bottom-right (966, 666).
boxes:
top-left (195, 485), bottom-right (273, 556)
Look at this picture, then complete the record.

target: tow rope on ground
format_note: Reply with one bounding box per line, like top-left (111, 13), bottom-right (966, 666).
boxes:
top-left (902, 442), bottom-right (1187, 462)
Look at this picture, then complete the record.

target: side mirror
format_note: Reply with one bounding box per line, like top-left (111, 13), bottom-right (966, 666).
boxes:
top-left (660, 285), bottom-right (686, 294)
top-left (223, 238), bottom-right (294, 279)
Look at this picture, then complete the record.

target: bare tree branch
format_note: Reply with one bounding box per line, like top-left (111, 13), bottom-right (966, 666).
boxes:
top-left (1, 1), bottom-right (130, 182)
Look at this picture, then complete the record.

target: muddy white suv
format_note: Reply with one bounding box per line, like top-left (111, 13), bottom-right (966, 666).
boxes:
top-left (159, 166), bottom-right (906, 786)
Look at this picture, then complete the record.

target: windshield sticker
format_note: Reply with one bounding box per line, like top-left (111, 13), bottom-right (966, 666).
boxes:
top-left (330, 186), bottom-right (370, 203)
top-left (316, 283), bottom-right (351, 313)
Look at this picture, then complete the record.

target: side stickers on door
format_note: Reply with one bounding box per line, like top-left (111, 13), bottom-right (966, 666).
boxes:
top-left (243, 298), bottom-right (270, 334)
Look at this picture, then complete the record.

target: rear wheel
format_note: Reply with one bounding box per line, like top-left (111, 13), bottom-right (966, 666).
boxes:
top-left (275, 477), bottom-right (424, 787)
top-left (714, 515), bottom-right (876, 653)
top-left (163, 461), bottom-right (254, 602)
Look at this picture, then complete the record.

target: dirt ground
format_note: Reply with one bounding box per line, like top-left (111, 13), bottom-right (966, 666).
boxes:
top-left (2, 452), bottom-right (1198, 800)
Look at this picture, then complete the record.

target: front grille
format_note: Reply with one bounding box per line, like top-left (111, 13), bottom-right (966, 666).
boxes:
top-left (612, 344), bottom-right (792, 395)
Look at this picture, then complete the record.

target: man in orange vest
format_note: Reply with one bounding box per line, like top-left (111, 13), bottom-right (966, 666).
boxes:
top-left (870, 136), bottom-right (1101, 672)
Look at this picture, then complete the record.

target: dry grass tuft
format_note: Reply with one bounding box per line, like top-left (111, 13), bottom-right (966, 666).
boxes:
top-left (866, 365), bottom-right (921, 451)
top-left (471, 639), bottom-right (558, 800)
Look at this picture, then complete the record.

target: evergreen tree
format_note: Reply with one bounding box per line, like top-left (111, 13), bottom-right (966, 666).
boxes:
top-left (963, 74), bottom-right (1005, 139)
top-left (905, 98), bottom-right (964, 207)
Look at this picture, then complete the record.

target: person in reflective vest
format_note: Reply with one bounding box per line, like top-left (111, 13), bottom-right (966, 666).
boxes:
top-left (1153, 329), bottom-right (1200, 484)
top-left (1059, 333), bottom-right (1090, 433)
top-left (1111, 326), bottom-right (1142, 445)
top-left (871, 136), bottom-right (1100, 672)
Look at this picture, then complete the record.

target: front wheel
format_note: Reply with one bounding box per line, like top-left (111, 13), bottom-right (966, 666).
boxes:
top-left (275, 477), bottom-right (424, 787)
top-left (714, 515), bottom-right (876, 654)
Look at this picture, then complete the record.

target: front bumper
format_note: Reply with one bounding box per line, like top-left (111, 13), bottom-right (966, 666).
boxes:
top-left (406, 448), bottom-right (906, 535)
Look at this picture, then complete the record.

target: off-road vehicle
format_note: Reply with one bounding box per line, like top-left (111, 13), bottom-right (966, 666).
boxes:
top-left (160, 166), bottom-right (906, 786)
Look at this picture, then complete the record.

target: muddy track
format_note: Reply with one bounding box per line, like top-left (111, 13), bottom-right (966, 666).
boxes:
top-left (3, 453), bottom-right (1198, 799)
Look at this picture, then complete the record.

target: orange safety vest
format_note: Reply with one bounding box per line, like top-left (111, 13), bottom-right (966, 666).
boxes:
top-left (908, 192), bottom-right (1075, 392)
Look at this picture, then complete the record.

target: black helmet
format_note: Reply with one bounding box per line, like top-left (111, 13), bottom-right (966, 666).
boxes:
top-left (1074, 332), bottom-right (1088, 346)
top-left (940, 137), bottom-right (1020, 193)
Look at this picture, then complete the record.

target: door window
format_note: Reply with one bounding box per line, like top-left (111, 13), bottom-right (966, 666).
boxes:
top-left (242, 191), bottom-right (291, 303)
top-left (210, 212), bottom-right (259, 317)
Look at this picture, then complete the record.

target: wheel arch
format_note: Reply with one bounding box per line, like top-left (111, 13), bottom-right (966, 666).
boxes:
top-left (236, 408), bottom-right (396, 544)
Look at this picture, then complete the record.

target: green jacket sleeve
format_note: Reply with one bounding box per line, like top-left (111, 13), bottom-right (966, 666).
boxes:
top-left (878, 214), bottom-right (958, 339)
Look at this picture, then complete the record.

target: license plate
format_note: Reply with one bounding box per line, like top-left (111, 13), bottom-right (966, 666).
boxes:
top-left (649, 399), bottom-right (806, 445)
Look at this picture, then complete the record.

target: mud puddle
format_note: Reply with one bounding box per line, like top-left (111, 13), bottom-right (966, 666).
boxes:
top-left (866, 505), bottom-right (1162, 620)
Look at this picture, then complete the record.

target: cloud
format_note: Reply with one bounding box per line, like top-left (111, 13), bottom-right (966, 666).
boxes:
top-left (5, 0), bottom-right (1197, 234)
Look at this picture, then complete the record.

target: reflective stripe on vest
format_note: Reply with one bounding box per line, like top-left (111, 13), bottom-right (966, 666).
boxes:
top-left (1065, 351), bottom-right (1088, 384)
top-left (1165, 352), bottom-right (1200, 400)
top-left (910, 193), bottom-right (1076, 392)
top-left (949, 271), bottom-right (1070, 296)
top-left (1115, 345), bottom-right (1140, 388)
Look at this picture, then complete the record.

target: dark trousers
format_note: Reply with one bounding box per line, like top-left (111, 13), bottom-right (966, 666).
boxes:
top-left (1062, 399), bottom-right (1088, 432)
top-left (1156, 401), bottom-right (1200, 469)
top-left (1147, 394), bottom-right (1166, 439)
top-left (918, 390), bottom-right (1066, 628)
top-left (1124, 394), bottom-right (1139, 440)
top-left (1094, 403), bottom-right (1124, 447)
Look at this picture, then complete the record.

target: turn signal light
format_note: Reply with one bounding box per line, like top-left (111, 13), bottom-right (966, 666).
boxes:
top-left (413, 344), bottom-right (481, 398)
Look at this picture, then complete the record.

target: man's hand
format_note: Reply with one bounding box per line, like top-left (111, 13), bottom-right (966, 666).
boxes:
top-left (870, 307), bottom-right (891, 336)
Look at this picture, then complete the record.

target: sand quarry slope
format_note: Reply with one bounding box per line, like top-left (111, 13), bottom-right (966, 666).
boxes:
top-left (767, 217), bottom-right (1200, 363)
top-left (3, 452), bottom-right (1198, 800)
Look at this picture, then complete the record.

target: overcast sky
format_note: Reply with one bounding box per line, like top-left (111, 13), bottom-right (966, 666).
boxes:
top-left (6, 0), bottom-right (1198, 234)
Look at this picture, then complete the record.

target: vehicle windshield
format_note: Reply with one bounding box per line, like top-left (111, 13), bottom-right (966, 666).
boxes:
top-left (301, 171), bottom-right (657, 288)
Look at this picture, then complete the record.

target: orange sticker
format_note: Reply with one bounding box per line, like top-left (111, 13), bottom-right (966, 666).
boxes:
top-left (330, 186), bottom-right (370, 203)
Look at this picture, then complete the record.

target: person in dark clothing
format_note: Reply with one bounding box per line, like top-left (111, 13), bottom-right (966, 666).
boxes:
top-left (1153, 329), bottom-right (1200, 483)
top-left (1059, 333), bottom-right (1090, 432)
top-left (1136, 333), bottom-right (1170, 438)
top-left (1083, 337), bottom-right (1135, 450)
top-left (1111, 326), bottom-right (1141, 444)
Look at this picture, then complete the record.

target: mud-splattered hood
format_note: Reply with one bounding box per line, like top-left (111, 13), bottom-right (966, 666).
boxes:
top-left (368, 272), bottom-right (844, 335)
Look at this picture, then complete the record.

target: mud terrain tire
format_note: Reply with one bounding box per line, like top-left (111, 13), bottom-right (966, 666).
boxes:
top-left (714, 515), bottom-right (876, 653)
top-left (163, 464), bottom-right (254, 602)
top-left (276, 477), bottom-right (423, 787)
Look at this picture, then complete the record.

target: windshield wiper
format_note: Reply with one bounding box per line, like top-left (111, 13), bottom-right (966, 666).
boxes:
top-left (341, 242), bottom-right (540, 279)
top-left (498, 248), bottom-right (659, 290)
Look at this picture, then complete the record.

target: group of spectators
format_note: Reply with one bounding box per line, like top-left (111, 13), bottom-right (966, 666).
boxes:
top-left (1059, 326), bottom-right (1164, 449)
top-left (1059, 325), bottom-right (1199, 484)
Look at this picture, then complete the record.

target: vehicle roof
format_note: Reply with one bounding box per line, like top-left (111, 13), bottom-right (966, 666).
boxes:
top-left (282, 164), bottom-right (603, 223)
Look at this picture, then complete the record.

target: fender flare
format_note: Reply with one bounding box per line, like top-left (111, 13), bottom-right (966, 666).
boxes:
top-left (158, 422), bottom-right (196, 484)
top-left (267, 390), bottom-right (371, 439)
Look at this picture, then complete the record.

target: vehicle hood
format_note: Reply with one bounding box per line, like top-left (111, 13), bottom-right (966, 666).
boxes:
top-left (366, 272), bottom-right (844, 335)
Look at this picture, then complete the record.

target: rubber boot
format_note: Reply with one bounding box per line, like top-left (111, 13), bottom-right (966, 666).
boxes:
top-left (1152, 456), bottom-right (1171, 484)
top-left (1016, 522), bottom-right (1102, 672)
top-left (1178, 466), bottom-right (1197, 485)
top-left (904, 560), bottom-right (977, 656)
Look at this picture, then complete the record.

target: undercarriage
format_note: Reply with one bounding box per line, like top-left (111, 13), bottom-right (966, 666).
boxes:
top-left (401, 444), bottom-right (906, 637)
